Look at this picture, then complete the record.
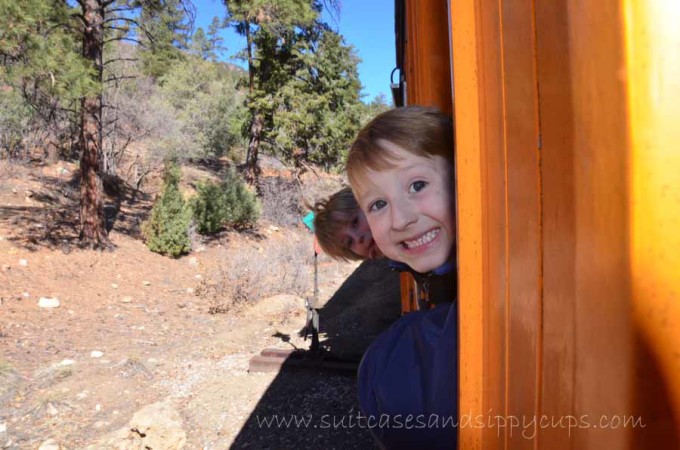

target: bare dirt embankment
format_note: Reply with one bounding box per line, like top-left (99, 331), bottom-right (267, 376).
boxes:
top-left (0, 160), bottom-right (400, 449)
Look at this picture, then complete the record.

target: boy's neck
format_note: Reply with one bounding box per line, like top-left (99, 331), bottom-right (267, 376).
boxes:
top-left (388, 256), bottom-right (456, 276)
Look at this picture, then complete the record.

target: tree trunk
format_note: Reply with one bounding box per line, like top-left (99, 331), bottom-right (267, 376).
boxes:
top-left (244, 112), bottom-right (263, 187)
top-left (242, 21), bottom-right (261, 189)
top-left (79, 0), bottom-right (110, 248)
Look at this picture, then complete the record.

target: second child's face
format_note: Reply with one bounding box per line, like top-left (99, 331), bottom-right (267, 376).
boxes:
top-left (334, 210), bottom-right (379, 259)
top-left (354, 141), bottom-right (454, 273)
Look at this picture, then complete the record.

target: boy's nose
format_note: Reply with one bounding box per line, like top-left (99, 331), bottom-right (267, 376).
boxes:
top-left (390, 201), bottom-right (417, 230)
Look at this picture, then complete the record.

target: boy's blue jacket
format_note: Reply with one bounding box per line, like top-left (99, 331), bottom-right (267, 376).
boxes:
top-left (358, 260), bottom-right (458, 449)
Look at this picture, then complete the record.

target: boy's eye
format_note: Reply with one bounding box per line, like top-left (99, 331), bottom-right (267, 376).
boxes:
top-left (410, 180), bottom-right (428, 193)
top-left (351, 217), bottom-right (359, 228)
top-left (345, 238), bottom-right (353, 248)
top-left (368, 200), bottom-right (387, 212)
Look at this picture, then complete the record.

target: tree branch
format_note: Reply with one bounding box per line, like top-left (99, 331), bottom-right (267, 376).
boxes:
top-left (104, 5), bottom-right (136, 15)
top-left (103, 57), bottom-right (138, 66)
top-left (103, 17), bottom-right (139, 26)
top-left (104, 75), bottom-right (137, 84)
top-left (104, 36), bottom-right (142, 45)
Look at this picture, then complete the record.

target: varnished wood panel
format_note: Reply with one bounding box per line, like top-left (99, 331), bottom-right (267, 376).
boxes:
top-left (404, 0), bottom-right (452, 115)
top-left (500, 1), bottom-right (542, 449)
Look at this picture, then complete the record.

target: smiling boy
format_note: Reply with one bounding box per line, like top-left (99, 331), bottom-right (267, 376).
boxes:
top-left (312, 187), bottom-right (381, 261)
top-left (347, 106), bottom-right (458, 449)
top-left (350, 139), bottom-right (454, 273)
top-left (347, 106), bottom-right (455, 273)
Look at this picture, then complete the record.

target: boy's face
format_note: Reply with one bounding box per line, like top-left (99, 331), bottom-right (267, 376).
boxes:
top-left (353, 141), bottom-right (454, 273)
top-left (333, 210), bottom-right (380, 259)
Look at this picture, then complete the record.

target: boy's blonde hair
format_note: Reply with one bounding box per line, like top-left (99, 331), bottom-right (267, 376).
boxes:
top-left (312, 187), bottom-right (364, 261)
top-left (346, 106), bottom-right (454, 190)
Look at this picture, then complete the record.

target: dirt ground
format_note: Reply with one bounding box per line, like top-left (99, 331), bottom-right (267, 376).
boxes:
top-left (0, 161), bottom-right (401, 449)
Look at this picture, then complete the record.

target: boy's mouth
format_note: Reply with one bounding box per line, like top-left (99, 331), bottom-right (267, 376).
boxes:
top-left (402, 228), bottom-right (440, 250)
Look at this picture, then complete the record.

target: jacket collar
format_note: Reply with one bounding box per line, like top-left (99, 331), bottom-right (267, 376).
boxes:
top-left (387, 257), bottom-right (456, 276)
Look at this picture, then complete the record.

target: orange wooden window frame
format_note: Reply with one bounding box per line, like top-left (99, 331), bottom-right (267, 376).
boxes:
top-left (449, 0), bottom-right (680, 448)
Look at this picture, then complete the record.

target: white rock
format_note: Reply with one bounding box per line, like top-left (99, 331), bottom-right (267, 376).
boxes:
top-left (127, 400), bottom-right (186, 449)
top-left (58, 359), bottom-right (76, 366)
top-left (22, 292), bottom-right (29, 298)
top-left (87, 400), bottom-right (185, 450)
top-left (47, 403), bottom-right (59, 416)
top-left (121, 296), bottom-right (133, 303)
top-left (110, 283), bottom-right (118, 289)
top-left (90, 351), bottom-right (104, 358)
top-left (18, 259), bottom-right (27, 267)
top-left (95, 404), bottom-right (102, 411)
top-left (0, 421), bottom-right (6, 433)
top-left (76, 392), bottom-right (88, 400)
top-left (38, 297), bottom-right (60, 308)
top-left (143, 280), bottom-right (151, 286)
top-left (185, 288), bottom-right (194, 294)
top-left (194, 274), bottom-right (202, 280)
top-left (187, 257), bottom-right (199, 267)
top-left (38, 439), bottom-right (60, 450)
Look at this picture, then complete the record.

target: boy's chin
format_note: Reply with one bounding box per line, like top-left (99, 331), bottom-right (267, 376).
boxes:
top-left (399, 254), bottom-right (448, 273)
top-left (408, 260), bottom-right (442, 273)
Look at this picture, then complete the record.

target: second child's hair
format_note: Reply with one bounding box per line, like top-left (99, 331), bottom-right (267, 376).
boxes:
top-left (312, 187), bottom-right (363, 261)
top-left (346, 106), bottom-right (454, 189)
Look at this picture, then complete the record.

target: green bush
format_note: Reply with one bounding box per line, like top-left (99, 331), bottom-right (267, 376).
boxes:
top-left (143, 162), bottom-right (192, 257)
top-left (192, 169), bottom-right (260, 234)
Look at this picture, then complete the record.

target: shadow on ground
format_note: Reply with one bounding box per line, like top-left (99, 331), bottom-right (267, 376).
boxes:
top-left (0, 172), bottom-right (151, 251)
top-left (230, 259), bottom-right (401, 449)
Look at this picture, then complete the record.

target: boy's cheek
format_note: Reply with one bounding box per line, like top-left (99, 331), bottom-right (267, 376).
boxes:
top-left (372, 234), bottom-right (395, 260)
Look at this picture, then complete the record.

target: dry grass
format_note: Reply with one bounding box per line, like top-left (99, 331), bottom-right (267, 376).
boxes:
top-left (259, 175), bottom-right (304, 227)
top-left (297, 172), bottom-right (347, 209)
top-left (197, 228), bottom-right (314, 314)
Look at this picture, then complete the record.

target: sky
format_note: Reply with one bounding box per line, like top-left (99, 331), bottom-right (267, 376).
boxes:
top-left (191, 0), bottom-right (396, 103)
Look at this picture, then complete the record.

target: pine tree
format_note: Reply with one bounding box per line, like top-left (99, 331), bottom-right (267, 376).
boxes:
top-left (223, 0), bottom-right (319, 186)
top-left (0, 0), bottom-right (97, 159)
top-left (138, 0), bottom-right (193, 80)
top-left (272, 27), bottom-right (363, 170)
top-left (206, 17), bottom-right (227, 62)
top-left (223, 0), bottom-right (363, 177)
top-left (0, 0), bottom-right (195, 249)
top-left (143, 161), bottom-right (192, 257)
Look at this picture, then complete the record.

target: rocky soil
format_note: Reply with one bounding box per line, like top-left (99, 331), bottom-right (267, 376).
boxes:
top-left (0, 161), bottom-right (401, 449)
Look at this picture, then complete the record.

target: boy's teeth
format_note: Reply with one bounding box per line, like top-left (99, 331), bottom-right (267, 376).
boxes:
top-left (404, 229), bottom-right (439, 249)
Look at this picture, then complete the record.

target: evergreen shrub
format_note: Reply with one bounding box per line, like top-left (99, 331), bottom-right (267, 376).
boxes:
top-left (192, 168), bottom-right (260, 234)
top-left (143, 162), bottom-right (192, 257)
